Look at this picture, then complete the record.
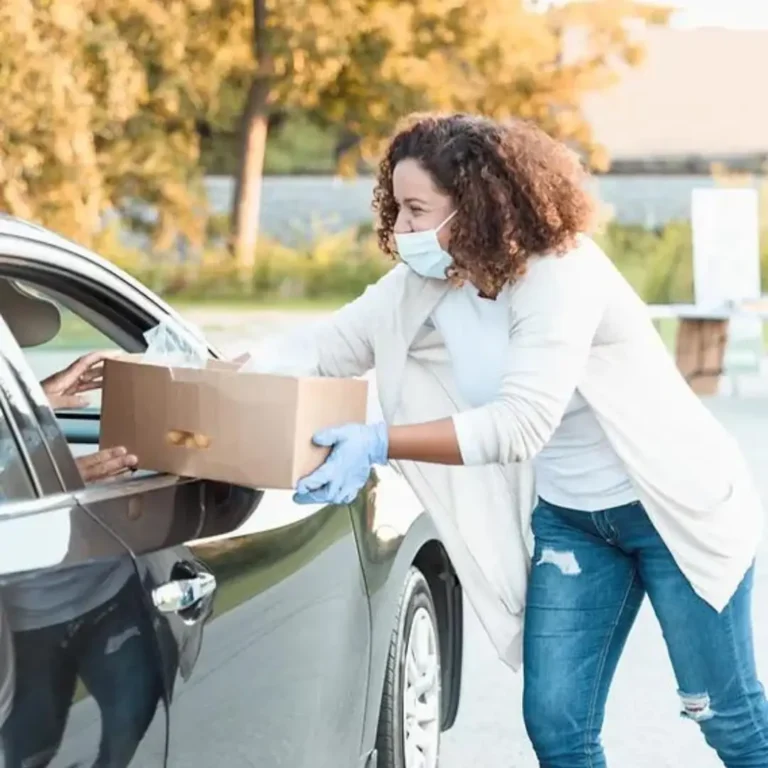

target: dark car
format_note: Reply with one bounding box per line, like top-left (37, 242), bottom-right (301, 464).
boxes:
top-left (0, 215), bottom-right (463, 768)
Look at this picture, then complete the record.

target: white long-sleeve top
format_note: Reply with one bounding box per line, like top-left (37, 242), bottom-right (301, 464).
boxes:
top-left (431, 281), bottom-right (637, 511)
top-left (302, 237), bottom-right (763, 670)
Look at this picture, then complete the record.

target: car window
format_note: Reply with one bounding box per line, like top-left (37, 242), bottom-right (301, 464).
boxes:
top-left (0, 278), bottom-right (132, 483)
top-left (21, 292), bottom-right (120, 411)
top-left (0, 396), bottom-right (35, 501)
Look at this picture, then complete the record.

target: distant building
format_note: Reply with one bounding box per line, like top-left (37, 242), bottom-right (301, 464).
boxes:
top-left (582, 27), bottom-right (768, 174)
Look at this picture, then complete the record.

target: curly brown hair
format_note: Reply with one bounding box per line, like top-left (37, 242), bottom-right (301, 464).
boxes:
top-left (372, 112), bottom-right (596, 296)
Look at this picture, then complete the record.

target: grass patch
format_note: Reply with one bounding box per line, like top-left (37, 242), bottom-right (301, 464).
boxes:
top-left (47, 302), bottom-right (768, 356)
top-left (170, 296), bottom-right (344, 313)
top-left (39, 296), bottom-right (342, 351)
top-left (40, 312), bottom-right (120, 351)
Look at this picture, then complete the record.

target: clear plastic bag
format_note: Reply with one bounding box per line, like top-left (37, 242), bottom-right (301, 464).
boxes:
top-left (236, 328), bottom-right (320, 377)
top-left (143, 320), bottom-right (208, 369)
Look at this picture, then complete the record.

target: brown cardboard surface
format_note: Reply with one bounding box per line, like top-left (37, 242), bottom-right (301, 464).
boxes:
top-left (292, 377), bottom-right (370, 485)
top-left (100, 355), bottom-right (369, 489)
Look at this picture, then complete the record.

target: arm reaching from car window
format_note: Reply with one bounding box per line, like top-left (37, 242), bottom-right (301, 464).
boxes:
top-left (40, 352), bottom-right (137, 482)
top-left (74, 446), bottom-right (137, 482)
top-left (40, 351), bottom-right (112, 410)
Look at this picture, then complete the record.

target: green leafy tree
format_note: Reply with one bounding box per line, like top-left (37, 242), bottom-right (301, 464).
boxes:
top-left (0, 0), bottom-right (236, 249)
top-left (220, 0), bottom-right (373, 268)
top-left (225, 0), bottom-right (669, 265)
top-left (313, 0), bottom-right (671, 170)
top-left (0, 0), bottom-right (669, 261)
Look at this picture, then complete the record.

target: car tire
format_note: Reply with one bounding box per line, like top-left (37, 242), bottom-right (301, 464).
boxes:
top-left (376, 566), bottom-right (442, 768)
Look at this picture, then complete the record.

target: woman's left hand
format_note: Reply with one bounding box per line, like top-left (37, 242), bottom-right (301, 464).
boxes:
top-left (293, 422), bottom-right (389, 505)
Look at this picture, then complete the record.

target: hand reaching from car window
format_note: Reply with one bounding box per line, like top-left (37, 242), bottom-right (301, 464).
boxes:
top-left (76, 446), bottom-right (138, 483)
top-left (40, 352), bottom-right (137, 482)
top-left (40, 351), bottom-right (113, 410)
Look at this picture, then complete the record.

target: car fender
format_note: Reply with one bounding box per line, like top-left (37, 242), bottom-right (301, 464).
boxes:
top-left (349, 472), bottom-right (464, 756)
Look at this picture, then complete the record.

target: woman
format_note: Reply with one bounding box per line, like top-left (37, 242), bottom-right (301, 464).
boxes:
top-left (288, 112), bottom-right (768, 766)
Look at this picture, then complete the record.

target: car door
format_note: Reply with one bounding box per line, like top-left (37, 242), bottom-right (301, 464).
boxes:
top-left (0, 229), bottom-right (374, 768)
top-left (0, 316), bottom-right (168, 768)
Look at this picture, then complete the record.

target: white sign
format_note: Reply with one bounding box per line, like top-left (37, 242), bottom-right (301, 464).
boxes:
top-left (691, 187), bottom-right (761, 309)
top-left (691, 187), bottom-right (762, 375)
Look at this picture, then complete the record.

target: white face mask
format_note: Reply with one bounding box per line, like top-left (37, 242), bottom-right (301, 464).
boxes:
top-left (394, 211), bottom-right (457, 279)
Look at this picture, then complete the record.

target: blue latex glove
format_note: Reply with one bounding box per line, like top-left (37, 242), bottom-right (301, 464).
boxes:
top-left (293, 422), bottom-right (389, 505)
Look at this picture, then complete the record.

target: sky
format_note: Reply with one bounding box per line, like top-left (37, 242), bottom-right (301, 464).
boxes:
top-left (541, 1), bottom-right (768, 29)
top-left (669, 0), bottom-right (768, 28)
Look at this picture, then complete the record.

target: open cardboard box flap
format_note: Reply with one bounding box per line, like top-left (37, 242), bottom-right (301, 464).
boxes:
top-left (100, 354), bottom-right (368, 489)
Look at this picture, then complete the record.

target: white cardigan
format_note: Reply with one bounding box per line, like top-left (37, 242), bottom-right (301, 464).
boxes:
top-left (305, 237), bottom-right (764, 671)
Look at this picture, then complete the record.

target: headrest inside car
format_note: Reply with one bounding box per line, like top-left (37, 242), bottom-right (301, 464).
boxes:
top-left (0, 279), bottom-right (62, 348)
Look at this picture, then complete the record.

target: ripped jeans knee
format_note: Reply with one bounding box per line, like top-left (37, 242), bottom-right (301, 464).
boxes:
top-left (679, 688), bottom-right (768, 766)
top-left (680, 690), bottom-right (716, 723)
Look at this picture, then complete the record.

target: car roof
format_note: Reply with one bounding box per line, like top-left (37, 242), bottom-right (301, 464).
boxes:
top-left (0, 213), bottom-right (111, 262)
top-left (0, 214), bottom-right (207, 347)
top-left (0, 213), bottom-right (167, 305)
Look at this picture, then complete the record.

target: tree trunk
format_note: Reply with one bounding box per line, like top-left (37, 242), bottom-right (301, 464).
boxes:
top-left (230, 78), bottom-right (270, 271)
top-left (229, 0), bottom-right (271, 271)
top-left (334, 130), bottom-right (361, 167)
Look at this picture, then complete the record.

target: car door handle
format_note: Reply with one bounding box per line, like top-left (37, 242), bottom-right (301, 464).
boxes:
top-left (152, 572), bottom-right (217, 615)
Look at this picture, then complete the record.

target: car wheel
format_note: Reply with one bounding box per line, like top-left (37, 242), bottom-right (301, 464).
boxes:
top-left (376, 566), bottom-right (441, 768)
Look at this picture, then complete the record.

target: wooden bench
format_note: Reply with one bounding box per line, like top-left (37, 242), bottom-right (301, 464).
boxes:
top-left (649, 302), bottom-right (768, 396)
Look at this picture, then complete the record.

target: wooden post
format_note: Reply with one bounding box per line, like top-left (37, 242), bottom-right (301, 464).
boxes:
top-left (674, 318), bottom-right (730, 396)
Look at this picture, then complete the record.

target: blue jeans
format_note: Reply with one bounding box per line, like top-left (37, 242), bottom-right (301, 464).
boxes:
top-left (523, 499), bottom-right (768, 768)
top-left (2, 576), bottom-right (162, 768)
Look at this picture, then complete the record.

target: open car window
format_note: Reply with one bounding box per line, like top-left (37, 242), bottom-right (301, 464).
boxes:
top-left (0, 272), bottom-right (148, 488)
top-left (21, 291), bottom-right (121, 413)
top-left (16, 290), bottom-right (157, 499)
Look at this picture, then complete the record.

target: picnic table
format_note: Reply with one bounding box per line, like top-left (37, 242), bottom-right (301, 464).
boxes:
top-left (649, 300), bottom-right (768, 395)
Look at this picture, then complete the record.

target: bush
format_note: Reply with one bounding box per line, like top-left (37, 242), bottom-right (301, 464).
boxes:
top-left (93, 219), bottom-right (768, 306)
top-left (599, 220), bottom-right (768, 303)
top-left (596, 221), bottom-right (694, 304)
top-left (92, 221), bottom-right (392, 303)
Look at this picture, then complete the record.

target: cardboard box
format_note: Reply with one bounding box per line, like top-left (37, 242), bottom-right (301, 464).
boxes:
top-left (99, 355), bottom-right (369, 489)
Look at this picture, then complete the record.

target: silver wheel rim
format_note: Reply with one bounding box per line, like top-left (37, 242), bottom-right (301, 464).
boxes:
top-left (403, 605), bottom-right (440, 768)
